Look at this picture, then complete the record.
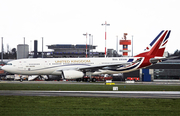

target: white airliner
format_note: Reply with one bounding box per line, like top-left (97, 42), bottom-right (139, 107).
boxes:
top-left (2, 30), bottom-right (171, 80)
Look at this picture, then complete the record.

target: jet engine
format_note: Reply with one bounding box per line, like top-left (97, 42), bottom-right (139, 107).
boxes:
top-left (62, 70), bottom-right (84, 79)
top-left (149, 58), bottom-right (162, 64)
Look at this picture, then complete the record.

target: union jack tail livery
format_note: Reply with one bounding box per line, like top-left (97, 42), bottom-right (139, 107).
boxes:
top-left (135, 30), bottom-right (171, 68)
top-left (135, 30), bottom-right (171, 57)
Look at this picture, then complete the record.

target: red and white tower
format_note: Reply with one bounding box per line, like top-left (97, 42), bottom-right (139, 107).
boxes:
top-left (120, 33), bottom-right (131, 56)
top-left (102, 21), bottom-right (110, 57)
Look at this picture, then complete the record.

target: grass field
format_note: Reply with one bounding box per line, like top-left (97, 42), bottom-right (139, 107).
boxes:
top-left (0, 83), bottom-right (180, 91)
top-left (0, 96), bottom-right (180, 116)
top-left (0, 83), bottom-right (180, 115)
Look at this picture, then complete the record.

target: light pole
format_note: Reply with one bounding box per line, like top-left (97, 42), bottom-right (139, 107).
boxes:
top-left (24, 37), bottom-right (25, 58)
top-left (89, 34), bottom-right (92, 57)
top-left (102, 21), bottom-right (110, 57)
top-left (92, 35), bottom-right (93, 57)
top-left (1, 37), bottom-right (3, 63)
top-left (83, 33), bottom-right (88, 58)
top-left (42, 37), bottom-right (43, 58)
top-left (132, 35), bottom-right (133, 57)
top-left (116, 35), bottom-right (118, 54)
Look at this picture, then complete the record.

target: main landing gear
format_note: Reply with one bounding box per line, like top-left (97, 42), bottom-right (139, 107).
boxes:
top-left (76, 77), bottom-right (97, 82)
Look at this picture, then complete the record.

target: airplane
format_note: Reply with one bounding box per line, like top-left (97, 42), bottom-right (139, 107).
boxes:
top-left (2, 30), bottom-right (171, 81)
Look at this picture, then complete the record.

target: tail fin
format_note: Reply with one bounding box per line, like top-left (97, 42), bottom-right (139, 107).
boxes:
top-left (135, 30), bottom-right (171, 57)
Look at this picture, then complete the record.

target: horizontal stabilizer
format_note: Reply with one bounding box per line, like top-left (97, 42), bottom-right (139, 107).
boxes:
top-left (150, 56), bottom-right (179, 64)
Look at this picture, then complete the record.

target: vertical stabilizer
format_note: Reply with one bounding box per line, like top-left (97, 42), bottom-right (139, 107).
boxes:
top-left (135, 30), bottom-right (171, 57)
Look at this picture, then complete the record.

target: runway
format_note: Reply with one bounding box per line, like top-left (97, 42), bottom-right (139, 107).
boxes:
top-left (0, 90), bottom-right (180, 98)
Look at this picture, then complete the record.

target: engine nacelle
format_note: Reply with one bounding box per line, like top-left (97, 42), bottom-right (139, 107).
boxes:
top-left (62, 70), bottom-right (84, 79)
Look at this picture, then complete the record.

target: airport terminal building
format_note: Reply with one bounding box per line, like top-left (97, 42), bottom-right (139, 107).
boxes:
top-left (46, 44), bottom-right (119, 58)
top-left (47, 44), bottom-right (102, 57)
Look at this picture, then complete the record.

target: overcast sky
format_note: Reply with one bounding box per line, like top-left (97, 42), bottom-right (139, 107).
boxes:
top-left (0, 0), bottom-right (179, 55)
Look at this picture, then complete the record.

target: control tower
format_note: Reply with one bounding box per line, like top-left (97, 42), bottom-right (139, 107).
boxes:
top-left (120, 33), bottom-right (131, 56)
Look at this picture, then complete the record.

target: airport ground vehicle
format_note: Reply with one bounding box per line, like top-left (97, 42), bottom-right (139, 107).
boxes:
top-left (126, 77), bottom-right (140, 81)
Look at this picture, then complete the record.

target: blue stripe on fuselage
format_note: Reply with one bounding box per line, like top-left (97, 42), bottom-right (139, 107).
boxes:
top-left (127, 59), bottom-right (134, 62)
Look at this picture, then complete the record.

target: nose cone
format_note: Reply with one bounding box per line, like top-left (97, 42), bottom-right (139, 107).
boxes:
top-left (1, 65), bottom-right (10, 72)
top-left (1, 65), bottom-right (6, 71)
top-left (1, 65), bottom-right (13, 74)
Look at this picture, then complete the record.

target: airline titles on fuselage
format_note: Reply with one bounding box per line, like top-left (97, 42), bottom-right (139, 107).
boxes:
top-left (54, 59), bottom-right (128, 64)
top-left (55, 60), bottom-right (91, 64)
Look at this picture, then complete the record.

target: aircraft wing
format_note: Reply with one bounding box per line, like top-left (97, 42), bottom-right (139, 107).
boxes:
top-left (53, 62), bottom-right (132, 74)
top-left (77, 62), bottom-right (131, 72)
top-left (78, 58), bottom-right (144, 72)
top-left (54, 58), bottom-right (143, 73)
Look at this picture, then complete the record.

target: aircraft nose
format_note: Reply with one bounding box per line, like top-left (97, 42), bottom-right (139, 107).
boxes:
top-left (1, 65), bottom-right (7, 71)
top-left (1, 65), bottom-right (14, 74)
top-left (1, 66), bottom-right (4, 70)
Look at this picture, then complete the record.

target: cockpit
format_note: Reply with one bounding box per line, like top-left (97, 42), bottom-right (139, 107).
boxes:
top-left (6, 63), bottom-right (13, 65)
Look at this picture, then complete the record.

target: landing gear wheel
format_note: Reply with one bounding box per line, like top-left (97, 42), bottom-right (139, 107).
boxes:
top-left (92, 78), bottom-right (96, 82)
top-left (87, 78), bottom-right (90, 82)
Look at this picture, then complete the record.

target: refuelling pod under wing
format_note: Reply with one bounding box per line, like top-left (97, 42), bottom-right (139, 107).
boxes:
top-left (62, 70), bottom-right (84, 79)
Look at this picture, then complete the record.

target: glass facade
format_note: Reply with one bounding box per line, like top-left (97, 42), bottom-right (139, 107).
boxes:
top-left (154, 69), bottom-right (180, 79)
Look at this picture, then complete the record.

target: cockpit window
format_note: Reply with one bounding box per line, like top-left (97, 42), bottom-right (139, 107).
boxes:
top-left (7, 63), bottom-right (12, 65)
